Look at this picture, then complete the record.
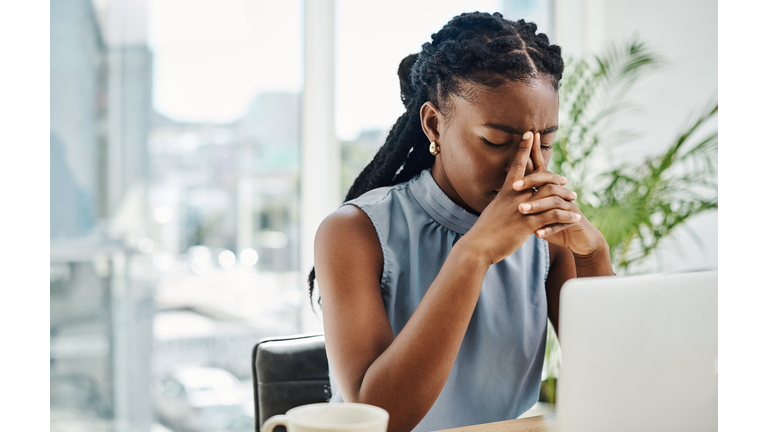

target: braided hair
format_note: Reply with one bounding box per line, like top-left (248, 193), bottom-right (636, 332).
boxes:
top-left (308, 12), bottom-right (564, 308)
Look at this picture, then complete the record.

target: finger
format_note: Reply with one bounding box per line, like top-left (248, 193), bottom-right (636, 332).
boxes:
top-left (531, 132), bottom-right (547, 173)
top-left (513, 171), bottom-right (570, 192)
top-left (519, 195), bottom-right (579, 215)
top-left (530, 209), bottom-right (582, 229)
top-left (526, 157), bottom-right (534, 176)
top-left (535, 223), bottom-right (576, 238)
top-left (531, 183), bottom-right (577, 201)
top-left (503, 131), bottom-right (535, 188)
top-left (525, 183), bottom-right (578, 202)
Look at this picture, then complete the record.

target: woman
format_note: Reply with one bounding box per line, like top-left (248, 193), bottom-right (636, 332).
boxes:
top-left (309, 12), bottom-right (613, 432)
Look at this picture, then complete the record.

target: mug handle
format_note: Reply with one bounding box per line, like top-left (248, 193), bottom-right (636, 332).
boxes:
top-left (261, 414), bottom-right (289, 432)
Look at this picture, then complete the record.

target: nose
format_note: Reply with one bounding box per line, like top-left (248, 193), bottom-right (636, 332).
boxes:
top-left (525, 158), bottom-right (534, 176)
top-left (501, 147), bottom-right (536, 179)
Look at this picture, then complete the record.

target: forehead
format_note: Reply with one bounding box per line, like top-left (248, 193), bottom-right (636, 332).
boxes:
top-left (449, 77), bottom-right (559, 129)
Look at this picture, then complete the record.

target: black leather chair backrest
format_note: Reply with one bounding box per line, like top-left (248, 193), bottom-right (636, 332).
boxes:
top-left (251, 334), bottom-right (331, 431)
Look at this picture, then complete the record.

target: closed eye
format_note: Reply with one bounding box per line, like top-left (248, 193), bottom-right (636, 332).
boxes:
top-left (480, 136), bottom-right (510, 147)
top-left (481, 136), bottom-right (553, 150)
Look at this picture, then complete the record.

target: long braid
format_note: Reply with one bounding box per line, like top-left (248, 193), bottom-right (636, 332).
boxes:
top-left (308, 12), bottom-right (565, 309)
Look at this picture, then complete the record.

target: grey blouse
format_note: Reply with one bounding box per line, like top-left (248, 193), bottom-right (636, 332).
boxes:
top-left (328, 169), bottom-right (549, 431)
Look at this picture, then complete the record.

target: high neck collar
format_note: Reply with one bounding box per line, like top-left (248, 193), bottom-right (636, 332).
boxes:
top-left (410, 169), bottom-right (479, 235)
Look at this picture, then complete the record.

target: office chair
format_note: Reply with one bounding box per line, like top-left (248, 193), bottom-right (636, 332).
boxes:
top-left (251, 334), bottom-right (331, 431)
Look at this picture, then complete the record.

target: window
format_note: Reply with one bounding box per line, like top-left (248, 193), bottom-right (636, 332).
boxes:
top-left (51, 1), bottom-right (303, 430)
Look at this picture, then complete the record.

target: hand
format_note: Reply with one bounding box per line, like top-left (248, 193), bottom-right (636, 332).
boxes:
top-left (459, 132), bottom-right (583, 265)
top-left (512, 133), bottom-right (607, 256)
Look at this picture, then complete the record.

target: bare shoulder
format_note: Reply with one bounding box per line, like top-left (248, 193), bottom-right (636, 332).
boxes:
top-left (317, 205), bottom-right (377, 238)
top-left (315, 205), bottom-right (382, 261)
top-left (314, 205), bottom-right (384, 295)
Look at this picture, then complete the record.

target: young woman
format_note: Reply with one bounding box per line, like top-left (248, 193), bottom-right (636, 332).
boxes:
top-left (309, 12), bottom-right (613, 432)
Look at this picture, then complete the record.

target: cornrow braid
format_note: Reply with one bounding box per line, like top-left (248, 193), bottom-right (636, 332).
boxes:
top-left (308, 12), bottom-right (565, 309)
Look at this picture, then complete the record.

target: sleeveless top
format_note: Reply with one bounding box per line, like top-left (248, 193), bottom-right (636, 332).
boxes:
top-left (327, 169), bottom-right (550, 431)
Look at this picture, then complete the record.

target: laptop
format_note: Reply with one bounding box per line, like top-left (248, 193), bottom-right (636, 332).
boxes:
top-left (556, 270), bottom-right (717, 432)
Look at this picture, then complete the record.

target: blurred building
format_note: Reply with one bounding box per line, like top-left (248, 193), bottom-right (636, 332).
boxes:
top-left (50, 0), bottom-right (104, 238)
top-left (51, 0), bottom-right (154, 431)
top-left (52, 1), bottom-right (304, 431)
top-left (147, 92), bottom-right (301, 272)
top-left (146, 92), bottom-right (304, 387)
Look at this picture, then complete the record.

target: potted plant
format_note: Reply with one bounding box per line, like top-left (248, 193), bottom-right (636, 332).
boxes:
top-left (540, 37), bottom-right (718, 405)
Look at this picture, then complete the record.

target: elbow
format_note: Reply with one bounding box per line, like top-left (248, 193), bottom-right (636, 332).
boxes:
top-left (331, 390), bottom-right (425, 432)
top-left (351, 389), bottom-right (432, 432)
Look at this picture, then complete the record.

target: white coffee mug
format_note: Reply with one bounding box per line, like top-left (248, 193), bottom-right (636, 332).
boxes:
top-left (261, 402), bottom-right (389, 432)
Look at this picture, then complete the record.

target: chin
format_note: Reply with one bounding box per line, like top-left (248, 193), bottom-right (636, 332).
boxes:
top-left (473, 198), bottom-right (493, 215)
top-left (459, 190), bottom-right (493, 215)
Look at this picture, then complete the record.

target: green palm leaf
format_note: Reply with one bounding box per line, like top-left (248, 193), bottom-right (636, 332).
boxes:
top-left (552, 38), bottom-right (717, 274)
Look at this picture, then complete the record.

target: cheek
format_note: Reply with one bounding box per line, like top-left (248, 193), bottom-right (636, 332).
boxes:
top-left (444, 138), bottom-right (492, 185)
top-left (465, 150), bottom-right (510, 194)
top-left (544, 153), bottom-right (553, 168)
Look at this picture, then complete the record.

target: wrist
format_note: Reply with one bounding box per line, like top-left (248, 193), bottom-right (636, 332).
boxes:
top-left (572, 240), bottom-right (610, 268)
top-left (452, 237), bottom-right (495, 269)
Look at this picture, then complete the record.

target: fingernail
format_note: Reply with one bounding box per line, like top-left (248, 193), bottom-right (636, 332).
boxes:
top-left (522, 131), bottom-right (533, 140)
top-left (537, 229), bottom-right (546, 237)
top-left (520, 203), bottom-right (532, 212)
top-left (560, 176), bottom-right (567, 183)
top-left (572, 192), bottom-right (578, 199)
top-left (513, 180), bottom-right (524, 190)
top-left (575, 214), bottom-right (582, 221)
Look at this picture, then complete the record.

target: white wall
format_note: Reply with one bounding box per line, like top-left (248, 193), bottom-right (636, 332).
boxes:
top-left (553, 0), bottom-right (718, 273)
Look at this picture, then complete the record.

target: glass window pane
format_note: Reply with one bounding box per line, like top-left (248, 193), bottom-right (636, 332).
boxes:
top-left (51, 1), bottom-right (303, 431)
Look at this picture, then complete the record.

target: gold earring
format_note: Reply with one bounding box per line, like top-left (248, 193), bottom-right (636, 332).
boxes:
top-left (429, 141), bottom-right (440, 156)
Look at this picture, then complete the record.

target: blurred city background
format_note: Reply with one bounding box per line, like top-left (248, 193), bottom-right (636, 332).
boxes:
top-left (50, 0), bottom-right (716, 431)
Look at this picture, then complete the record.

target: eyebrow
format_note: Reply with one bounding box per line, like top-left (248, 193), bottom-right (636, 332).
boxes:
top-left (482, 123), bottom-right (559, 135)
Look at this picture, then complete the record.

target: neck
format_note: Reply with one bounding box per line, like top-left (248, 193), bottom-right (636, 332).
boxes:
top-left (430, 161), bottom-right (480, 215)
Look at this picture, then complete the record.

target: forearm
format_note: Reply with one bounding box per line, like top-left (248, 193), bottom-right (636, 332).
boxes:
top-left (572, 240), bottom-right (613, 277)
top-left (351, 241), bottom-right (490, 431)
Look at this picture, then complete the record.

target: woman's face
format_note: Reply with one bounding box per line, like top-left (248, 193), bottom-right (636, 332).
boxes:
top-left (428, 76), bottom-right (559, 215)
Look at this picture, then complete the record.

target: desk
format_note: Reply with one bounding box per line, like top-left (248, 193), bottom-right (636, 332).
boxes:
top-left (434, 414), bottom-right (556, 432)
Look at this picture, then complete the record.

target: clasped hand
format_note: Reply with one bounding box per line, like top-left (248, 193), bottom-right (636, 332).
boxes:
top-left (462, 131), bottom-right (606, 265)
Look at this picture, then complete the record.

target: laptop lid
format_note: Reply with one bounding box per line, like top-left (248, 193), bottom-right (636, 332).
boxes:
top-left (556, 271), bottom-right (717, 432)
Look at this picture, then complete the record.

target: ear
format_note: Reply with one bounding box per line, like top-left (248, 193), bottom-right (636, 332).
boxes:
top-left (419, 101), bottom-right (441, 142)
